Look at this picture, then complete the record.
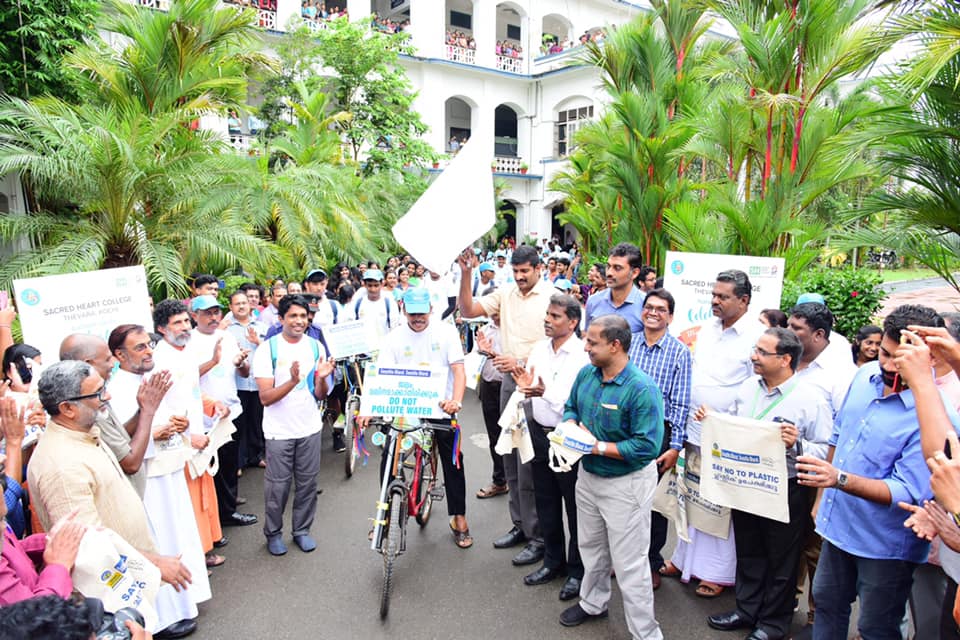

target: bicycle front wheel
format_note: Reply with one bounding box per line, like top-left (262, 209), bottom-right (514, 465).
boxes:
top-left (380, 491), bottom-right (403, 619)
top-left (344, 395), bottom-right (361, 478)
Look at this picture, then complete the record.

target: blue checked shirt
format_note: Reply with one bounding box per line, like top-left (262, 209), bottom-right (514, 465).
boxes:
top-left (628, 330), bottom-right (692, 451)
top-left (563, 362), bottom-right (664, 477)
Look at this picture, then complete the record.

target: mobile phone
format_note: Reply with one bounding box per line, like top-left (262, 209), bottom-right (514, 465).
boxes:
top-left (15, 356), bottom-right (32, 384)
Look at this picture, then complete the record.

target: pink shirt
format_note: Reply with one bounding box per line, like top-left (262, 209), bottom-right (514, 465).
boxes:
top-left (0, 527), bottom-right (72, 605)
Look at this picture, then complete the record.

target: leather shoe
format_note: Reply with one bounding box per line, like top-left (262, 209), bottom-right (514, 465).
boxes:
top-left (222, 512), bottom-right (258, 527)
top-left (512, 542), bottom-right (545, 566)
top-left (154, 619), bottom-right (197, 639)
top-left (524, 565), bottom-right (566, 585)
top-left (651, 567), bottom-right (661, 590)
top-left (559, 603), bottom-right (608, 627)
top-left (493, 526), bottom-right (526, 549)
top-left (266, 536), bottom-right (287, 556)
top-left (745, 630), bottom-right (773, 640)
top-left (293, 534), bottom-right (317, 552)
top-left (707, 611), bottom-right (753, 631)
top-left (559, 576), bottom-right (581, 601)
top-left (213, 536), bottom-right (229, 549)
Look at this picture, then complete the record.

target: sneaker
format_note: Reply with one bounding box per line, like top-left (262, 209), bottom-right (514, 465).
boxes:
top-left (332, 430), bottom-right (346, 453)
top-left (266, 536), bottom-right (287, 556)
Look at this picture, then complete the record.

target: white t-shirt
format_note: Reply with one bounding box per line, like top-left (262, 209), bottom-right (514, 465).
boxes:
top-left (352, 294), bottom-right (400, 340)
top-left (377, 322), bottom-right (464, 401)
top-left (186, 329), bottom-right (242, 418)
top-left (252, 335), bottom-right (327, 440)
top-left (312, 297), bottom-right (341, 328)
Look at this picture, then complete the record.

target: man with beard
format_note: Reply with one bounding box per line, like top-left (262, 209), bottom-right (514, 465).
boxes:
top-left (106, 325), bottom-right (212, 639)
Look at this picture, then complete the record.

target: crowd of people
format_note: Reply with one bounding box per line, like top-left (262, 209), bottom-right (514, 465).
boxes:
top-left (372, 13), bottom-right (409, 34)
top-left (446, 29), bottom-right (477, 51)
top-left (540, 29), bottom-right (607, 56)
top-left (3, 238), bottom-right (960, 639)
top-left (300, 1), bottom-right (347, 23)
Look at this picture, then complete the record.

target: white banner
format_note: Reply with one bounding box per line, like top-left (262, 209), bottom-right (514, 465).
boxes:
top-left (700, 412), bottom-right (789, 523)
top-left (359, 363), bottom-right (448, 419)
top-left (323, 319), bottom-right (378, 359)
top-left (14, 266), bottom-right (153, 363)
top-left (662, 251), bottom-right (784, 350)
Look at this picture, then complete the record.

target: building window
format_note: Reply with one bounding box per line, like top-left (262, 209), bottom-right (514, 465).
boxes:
top-left (506, 24), bottom-right (521, 40)
top-left (450, 10), bottom-right (472, 30)
top-left (555, 105), bottom-right (594, 157)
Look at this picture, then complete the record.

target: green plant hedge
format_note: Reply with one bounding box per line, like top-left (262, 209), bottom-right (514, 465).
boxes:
top-left (780, 268), bottom-right (886, 340)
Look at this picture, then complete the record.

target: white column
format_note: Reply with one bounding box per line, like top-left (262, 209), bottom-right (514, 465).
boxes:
top-left (346, 0), bottom-right (369, 21)
top-left (409, 0), bottom-right (444, 59)
top-left (473, 0), bottom-right (496, 69)
top-left (276, 0), bottom-right (298, 31)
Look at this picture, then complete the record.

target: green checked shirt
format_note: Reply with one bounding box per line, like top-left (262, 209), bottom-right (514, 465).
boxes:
top-left (563, 362), bottom-right (664, 477)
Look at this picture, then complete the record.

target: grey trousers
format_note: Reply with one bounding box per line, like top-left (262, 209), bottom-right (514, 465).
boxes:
top-left (263, 430), bottom-right (322, 539)
top-left (499, 375), bottom-right (541, 543)
top-left (577, 464), bottom-right (663, 640)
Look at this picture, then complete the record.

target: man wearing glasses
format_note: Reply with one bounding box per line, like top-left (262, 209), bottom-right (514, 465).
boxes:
top-left (626, 289), bottom-right (692, 590)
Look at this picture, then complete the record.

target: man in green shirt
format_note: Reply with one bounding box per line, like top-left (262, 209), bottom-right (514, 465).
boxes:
top-left (558, 314), bottom-right (664, 640)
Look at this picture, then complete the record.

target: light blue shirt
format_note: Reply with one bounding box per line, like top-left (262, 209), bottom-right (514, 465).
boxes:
top-left (816, 362), bottom-right (960, 563)
top-left (584, 286), bottom-right (646, 333)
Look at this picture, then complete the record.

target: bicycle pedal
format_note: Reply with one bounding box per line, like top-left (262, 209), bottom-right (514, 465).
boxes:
top-left (429, 487), bottom-right (445, 500)
top-left (402, 458), bottom-right (416, 469)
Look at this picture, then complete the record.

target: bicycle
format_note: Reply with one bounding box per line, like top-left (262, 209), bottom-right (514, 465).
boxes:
top-left (369, 416), bottom-right (448, 619)
top-left (339, 354), bottom-right (374, 478)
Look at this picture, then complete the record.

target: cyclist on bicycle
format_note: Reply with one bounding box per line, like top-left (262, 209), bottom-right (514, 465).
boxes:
top-left (359, 287), bottom-right (471, 548)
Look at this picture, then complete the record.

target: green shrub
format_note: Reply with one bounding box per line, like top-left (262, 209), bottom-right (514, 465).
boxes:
top-left (780, 268), bottom-right (886, 340)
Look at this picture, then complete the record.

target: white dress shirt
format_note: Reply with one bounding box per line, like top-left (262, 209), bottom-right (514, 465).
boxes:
top-left (525, 334), bottom-right (590, 427)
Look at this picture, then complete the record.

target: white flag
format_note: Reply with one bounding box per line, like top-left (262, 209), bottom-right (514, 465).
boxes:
top-left (392, 140), bottom-right (496, 274)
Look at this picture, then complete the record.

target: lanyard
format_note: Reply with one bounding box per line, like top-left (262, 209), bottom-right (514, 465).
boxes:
top-left (751, 380), bottom-right (797, 420)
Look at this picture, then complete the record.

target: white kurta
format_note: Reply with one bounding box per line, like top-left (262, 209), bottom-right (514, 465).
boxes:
top-left (108, 369), bottom-right (211, 630)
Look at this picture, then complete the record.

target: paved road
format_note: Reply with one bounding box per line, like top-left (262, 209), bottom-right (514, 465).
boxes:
top-left (190, 394), bottom-right (817, 640)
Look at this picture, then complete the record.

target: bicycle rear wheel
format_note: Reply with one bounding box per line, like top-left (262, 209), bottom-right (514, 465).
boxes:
top-left (380, 491), bottom-right (404, 619)
top-left (344, 395), bottom-right (361, 478)
top-left (415, 443), bottom-right (439, 527)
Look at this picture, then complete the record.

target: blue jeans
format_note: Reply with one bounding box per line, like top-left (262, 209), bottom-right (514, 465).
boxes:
top-left (812, 540), bottom-right (918, 640)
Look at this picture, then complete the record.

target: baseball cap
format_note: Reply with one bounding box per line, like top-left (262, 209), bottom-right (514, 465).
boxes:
top-left (190, 295), bottom-right (221, 312)
top-left (554, 278), bottom-right (574, 292)
top-left (796, 292), bottom-right (825, 305)
top-left (478, 262), bottom-right (495, 274)
top-left (403, 288), bottom-right (432, 314)
top-left (305, 268), bottom-right (327, 282)
top-left (363, 269), bottom-right (384, 282)
top-left (495, 250), bottom-right (507, 258)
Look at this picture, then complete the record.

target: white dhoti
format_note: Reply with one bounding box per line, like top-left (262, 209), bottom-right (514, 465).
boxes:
top-left (143, 470), bottom-right (212, 631)
top-left (671, 523), bottom-right (737, 585)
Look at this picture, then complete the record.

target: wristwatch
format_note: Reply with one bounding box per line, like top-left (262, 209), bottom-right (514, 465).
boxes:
top-left (450, 400), bottom-right (463, 412)
top-left (596, 441), bottom-right (607, 456)
top-left (837, 471), bottom-right (849, 490)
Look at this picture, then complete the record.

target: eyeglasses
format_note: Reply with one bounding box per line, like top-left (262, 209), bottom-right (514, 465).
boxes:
top-left (753, 346), bottom-right (783, 358)
top-left (123, 340), bottom-right (157, 354)
top-left (642, 305), bottom-right (669, 316)
top-left (66, 385), bottom-right (108, 404)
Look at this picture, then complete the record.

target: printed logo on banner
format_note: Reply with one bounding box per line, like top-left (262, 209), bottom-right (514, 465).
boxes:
top-left (748, 264), bottom-right (780, 278)
top-left (671, 260), bottom-right (684, 275)
top-left (115, 276), bottom-right (129, 288)
top-left (20, 289), bottom-right (40, 306)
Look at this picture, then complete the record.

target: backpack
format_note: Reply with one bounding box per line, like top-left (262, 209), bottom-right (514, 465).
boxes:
top-left (354, 296), bottom-right (391, 327)
top-left (268, 334), bottom-right (321, 395)
top-left (330, 299), bottom-right (339, 324)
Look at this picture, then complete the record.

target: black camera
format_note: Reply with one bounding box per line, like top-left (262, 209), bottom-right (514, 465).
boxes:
top-left (86, 597), bottom-right (145, 640)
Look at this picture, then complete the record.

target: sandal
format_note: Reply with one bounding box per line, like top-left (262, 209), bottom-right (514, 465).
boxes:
top-left (449, 518), bottom-right (473, 549)
top-left (206, 554), bottom-right (226, 568)
top-left (476, 483), bottom-right (509, 499)
top-left (658, 562), bottom-right (682, 578)
top-left (695, 581), bottom-right (724, 598)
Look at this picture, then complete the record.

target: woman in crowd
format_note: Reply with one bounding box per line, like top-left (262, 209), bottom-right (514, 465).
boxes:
top-left (852, 324), bottom-right (882, 367)
top-left (759, 308), bottom-right (788, 328)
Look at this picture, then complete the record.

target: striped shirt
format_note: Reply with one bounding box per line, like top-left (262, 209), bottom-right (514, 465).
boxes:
top-left (563, 362), bottom-right (664, 477)
top-left (628, 330), bottom-right (692, 451)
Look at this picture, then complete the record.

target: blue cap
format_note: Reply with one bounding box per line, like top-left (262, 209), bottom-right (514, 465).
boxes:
top-left (495, 250), bottom-right (507, 258)
top-left (796, 292), bottom-right (825, 305)
top-left (305, 268), bottom-right (327, 282)
top-left (363, 269), bottom-right (384, 282)
top-left (190, 295), bottom-right (221, 311)
top-left (478, 262), bottom-right (495, 273)
top-left (403, 287), bottom-right (432, 314)
top-left (554, 278), bottom-right (574, 292)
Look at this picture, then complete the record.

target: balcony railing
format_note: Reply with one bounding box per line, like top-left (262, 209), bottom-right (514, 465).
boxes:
top-left (445, 45), bottom-right (476, 65)
top-left (257, 8), bottom-right (276, 29)
top-left (132, 0), bottom-right (170, 9)
top-left (495, 55), bottom-right (523, 74)
top-left (493, 156), bottom-right (527, 174)
top-left (304, 19), bottom-right (330, 33)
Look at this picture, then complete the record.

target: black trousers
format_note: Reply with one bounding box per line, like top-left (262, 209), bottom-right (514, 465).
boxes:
top-left (377, 421), bottom-right (467, 517)
top-left (733, 480), bottom-right (812, 638)
top-left (648, 427), bottom-right (671, 570)
top-left (214, 429), bottom-right (240, 520)
top-left (236, 390), bottom-right (264, 467)
top-left (478, 377), bottom-right (505, 487)
top-left (529, 418), bottom-right (583, 578)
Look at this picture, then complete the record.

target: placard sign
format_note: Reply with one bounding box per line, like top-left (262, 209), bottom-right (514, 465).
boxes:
top-left (14, 266), bottom-right (153, 363)
top-left (323, 319), bottom-right (377, 359)
top-left (662, 251), bottom-right (784, 351)
top-left (360, 364), bottom-right (448, 419)
top-left (700, 412), bottom-right (789, 523)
